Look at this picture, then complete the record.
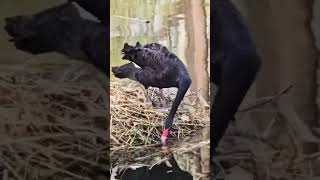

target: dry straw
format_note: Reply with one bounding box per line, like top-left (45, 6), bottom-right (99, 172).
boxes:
top-left (110, 80), bottom-right (210, 178)
top-left (0, 58), bottom-right (108, 180)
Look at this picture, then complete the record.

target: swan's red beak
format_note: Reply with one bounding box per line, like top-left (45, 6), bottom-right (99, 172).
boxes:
top-left (161, 128), bottom-right (170, 145)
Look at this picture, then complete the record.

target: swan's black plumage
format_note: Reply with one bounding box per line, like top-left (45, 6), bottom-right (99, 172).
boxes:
top-left (211, 0), bottom-right (261, 175)
top-left (4, 2), bottom-right (109, 76)
top-left (112, 42), bottom-right (192, 145)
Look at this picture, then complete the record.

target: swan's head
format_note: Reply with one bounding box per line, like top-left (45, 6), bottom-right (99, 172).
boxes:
top-left (121, 42), bottom-right (142, 60)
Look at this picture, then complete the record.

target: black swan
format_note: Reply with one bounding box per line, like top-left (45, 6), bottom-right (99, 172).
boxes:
top-left (4, 2), bottom-right (109, 77)
top-left (212, 0), bottom-right (261, 176)
top-left (112, 42), bottom-right (192, 145)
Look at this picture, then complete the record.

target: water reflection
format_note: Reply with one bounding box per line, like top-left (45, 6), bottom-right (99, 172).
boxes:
top-left (110, 0), bottom-right (210, 100)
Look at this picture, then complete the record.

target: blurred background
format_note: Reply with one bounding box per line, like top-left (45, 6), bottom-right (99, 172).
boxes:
top-left (0, 0), bottom-right (66, 64)
top-left (216, 1), bottom-right (320, 179)
top-left (0, 1), bottom-right (108, 179)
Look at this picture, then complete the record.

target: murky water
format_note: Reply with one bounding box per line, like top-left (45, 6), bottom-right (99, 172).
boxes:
top-left (110, 0), bottom-right (210, 100)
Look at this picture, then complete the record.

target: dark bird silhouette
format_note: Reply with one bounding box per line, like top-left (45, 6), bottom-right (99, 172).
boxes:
top-left (4, 2), bottom-right (108, 77)
top-left (112, 42), bottom-right (192, 145)
top-left (212, 0), bottom-right (261, 176)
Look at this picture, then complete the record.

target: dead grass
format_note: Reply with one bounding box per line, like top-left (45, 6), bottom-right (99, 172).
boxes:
top-left (0, 57), bottom-right (108, 180)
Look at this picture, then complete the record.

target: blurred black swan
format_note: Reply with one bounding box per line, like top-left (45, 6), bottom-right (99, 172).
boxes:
top-left (112, 42), bottom-right (192, 145)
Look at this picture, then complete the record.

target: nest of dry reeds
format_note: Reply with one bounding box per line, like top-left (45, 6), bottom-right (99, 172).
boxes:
top-left (0, 56), bottom-right (109, 180)
top-left (110, 81), bottom-right (210, 170)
